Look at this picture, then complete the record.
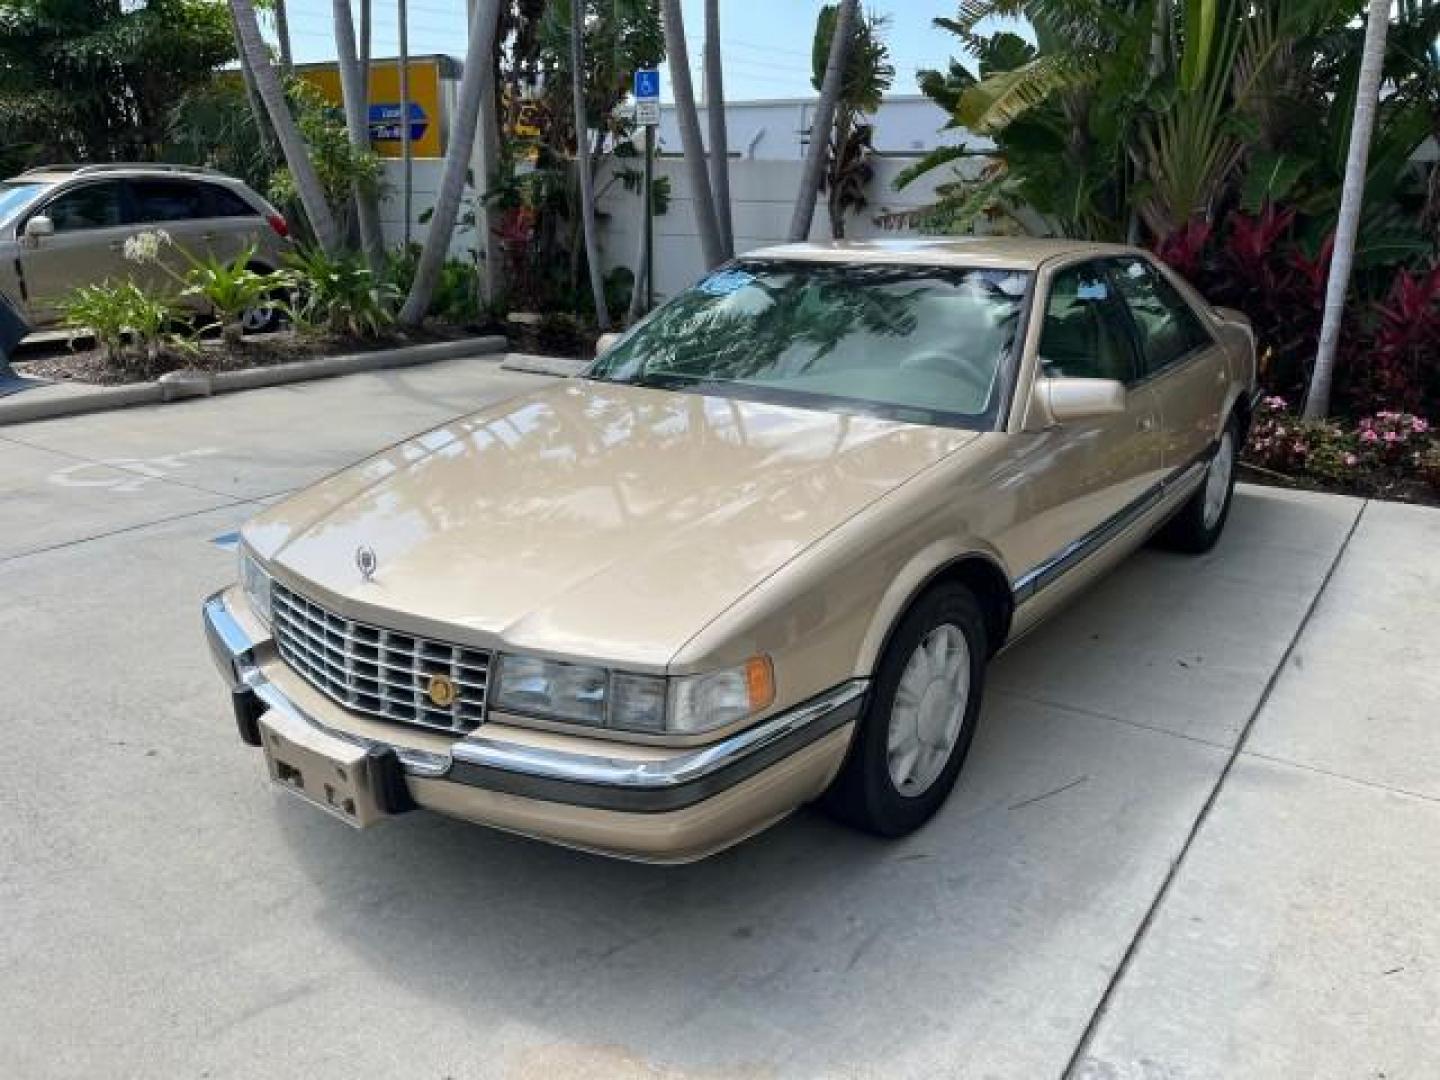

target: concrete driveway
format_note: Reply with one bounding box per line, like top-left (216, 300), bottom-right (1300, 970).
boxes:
top-left (1, 356), bottom-right (1436, 1080)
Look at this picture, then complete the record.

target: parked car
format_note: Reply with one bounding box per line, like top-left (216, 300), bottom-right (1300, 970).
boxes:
top-left (204, 239), bottom-right (1258, 862)
top-left (0, 163), bottom-right (291, 333)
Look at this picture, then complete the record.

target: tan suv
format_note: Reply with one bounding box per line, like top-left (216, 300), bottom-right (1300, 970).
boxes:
top-left (0, 163), bottom-right (292, 332)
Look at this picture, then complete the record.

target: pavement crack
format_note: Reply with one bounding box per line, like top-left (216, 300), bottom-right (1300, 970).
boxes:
top-left (1059, 498), bottom-right (1370, 1080)
top-left (1237, 749), bottom-right (1440, 806)
top-left (1009, 775), bottom-right (1088, 812)
top-left (0, 498), bottom-right (255, 565)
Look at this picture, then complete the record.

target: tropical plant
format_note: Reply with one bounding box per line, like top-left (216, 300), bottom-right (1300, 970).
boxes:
top-left (399, 0), bottom-right (503, 325)
top-left (661, 0), bottom-right (726, 266)
top-left (267, 82), bottom-right (386, 246)
top-left (179, 246), bottom-right (278, 344)
top-left (567, 0), bottom-right (610, 329)
top-left (704, 0), bottom-right (734, 255)
top-left (790, 0), bottom-right (859, 241)
top-left (228, 0), bottom-right (342, 254)
top-left (810, 4), bottom-right (893, 238)
top-left (331, 0), bottom-right (386, 272)
top-left (57, 281), bottom-right (187, 372)
top-left (284, 246), bottom-right (398, 338)
top-left (1307, 0), bottom-right (1393, 419)
top-left (168, 80), bottom-right (279, 196)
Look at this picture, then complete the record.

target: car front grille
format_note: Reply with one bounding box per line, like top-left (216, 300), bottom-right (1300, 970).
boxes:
top-left (270, 582), bottom-right (490, 735)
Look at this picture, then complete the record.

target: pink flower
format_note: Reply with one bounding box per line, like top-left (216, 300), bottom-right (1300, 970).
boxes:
top-left (1343, 453), bottom-right (1358, 467)
top-left (1362, 430), bottom-right (1379, 443)
top-left (1384, 431), bottom-right (1399, 443)
top-left (1293, 441), bottom-right (1308, 455)
top-left (1414, 418), bottom-right (1430, 434)
top-left (1359, 418), bottom-right (1374, 430)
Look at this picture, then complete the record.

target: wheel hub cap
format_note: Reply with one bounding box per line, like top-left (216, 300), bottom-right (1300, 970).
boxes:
top-left (1203, 431), bottom-right (1235, 530)
top-left (886, 624), bottom-right (971, 797)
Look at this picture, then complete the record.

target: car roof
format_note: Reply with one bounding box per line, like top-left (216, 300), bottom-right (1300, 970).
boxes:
top-left (5, 164), bottom-right (245, 186)
top-left (743, 237), bottom-right (1143, 271)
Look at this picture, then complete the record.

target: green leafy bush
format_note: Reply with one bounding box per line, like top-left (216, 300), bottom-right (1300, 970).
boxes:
top-left (57, 281), bottom-right (190, 373)
top-left (180, 245), bottom-right (278, 344)
top-left (283, 247), bottom-right (398, 338)
top-left (385, 246), bottom-right (483, 326)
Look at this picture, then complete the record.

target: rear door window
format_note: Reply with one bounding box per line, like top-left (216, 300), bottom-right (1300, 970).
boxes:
top-left (129, 179), bottom-right (210, 224)
top-left (42, 183), bottom-right (124, 232)
top-left (1110, 258), bottom-right (1213, 376)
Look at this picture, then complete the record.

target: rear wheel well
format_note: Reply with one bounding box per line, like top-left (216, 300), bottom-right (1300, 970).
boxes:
top-left (1231, 392), bottom-right (1253, 442)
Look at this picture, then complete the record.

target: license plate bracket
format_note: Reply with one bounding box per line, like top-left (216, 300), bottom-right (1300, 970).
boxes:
top-left (259, 709), bottom-right (387, 828)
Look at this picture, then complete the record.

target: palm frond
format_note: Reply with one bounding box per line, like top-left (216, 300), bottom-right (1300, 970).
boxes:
top-left (956, 52), bottom-right (1096, 133)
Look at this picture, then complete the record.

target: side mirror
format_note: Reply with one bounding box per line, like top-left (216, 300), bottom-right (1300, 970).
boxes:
top-left (24, 215), bottom-right (54, 242)
top-left (594, 331), bottom-right (622, 356)
top-left (1034, 376), bottom-right (1127, 425)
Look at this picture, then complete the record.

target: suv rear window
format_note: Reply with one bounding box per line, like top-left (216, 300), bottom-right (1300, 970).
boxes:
top-left (130, 179), bottom-right (210, 223)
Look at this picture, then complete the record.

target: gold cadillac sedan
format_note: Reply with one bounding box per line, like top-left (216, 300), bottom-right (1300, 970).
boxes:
top-left (204, 239), bottom-right (1257, 862)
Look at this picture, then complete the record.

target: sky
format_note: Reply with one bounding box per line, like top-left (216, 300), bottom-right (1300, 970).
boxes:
top-left (277, 1), bottom-right (982, 103)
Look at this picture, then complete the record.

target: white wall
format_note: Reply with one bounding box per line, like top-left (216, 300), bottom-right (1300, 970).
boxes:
top-left (376, 159), bottom-right (479, 260)
top-left (653, 95), bottom-right (980, 161)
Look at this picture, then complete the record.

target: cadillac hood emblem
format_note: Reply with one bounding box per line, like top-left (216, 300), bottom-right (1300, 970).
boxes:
top-left (355, 545), bottom-right (378, 582)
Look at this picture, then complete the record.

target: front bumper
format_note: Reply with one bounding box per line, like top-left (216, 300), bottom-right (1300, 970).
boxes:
top-left (203, 589), bottom-right (865, 860)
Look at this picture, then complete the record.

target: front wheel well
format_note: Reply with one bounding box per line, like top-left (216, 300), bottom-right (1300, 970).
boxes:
top-left (874, 556), bottom-right (1013, 669)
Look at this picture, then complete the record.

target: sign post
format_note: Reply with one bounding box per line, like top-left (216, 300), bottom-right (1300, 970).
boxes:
top-left (634, 68), bottom-right (660, 314)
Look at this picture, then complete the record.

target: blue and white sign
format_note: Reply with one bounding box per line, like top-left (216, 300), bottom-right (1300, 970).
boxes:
top-left (634, 68), bottom-right (660, 126)
top-left (367, 102), bottom-right (428, 143)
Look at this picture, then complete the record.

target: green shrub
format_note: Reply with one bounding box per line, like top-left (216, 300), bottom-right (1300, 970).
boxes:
top-left (283, 246), bottom-right (398, 338)
top-left (180, 245), bottom-right (278, 344)
top-left (57, 280), bottom-right (189, 372)
top-left (385, 245), bottom-right (483, 326)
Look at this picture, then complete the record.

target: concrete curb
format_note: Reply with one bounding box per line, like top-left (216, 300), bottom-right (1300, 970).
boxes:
top-left (0, 336), bottom-right (507, 426)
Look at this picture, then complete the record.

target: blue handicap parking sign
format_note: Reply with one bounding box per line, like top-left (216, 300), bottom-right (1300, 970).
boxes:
top-left (367, 102), bottom-right (428, 142)
top-left (634, 69), bottom-right (660, 101)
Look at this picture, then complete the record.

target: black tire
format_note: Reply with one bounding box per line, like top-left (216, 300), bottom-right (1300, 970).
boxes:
top-left (1157, 413), bottom-right (1241, 554)
top-left (823, 583), bottom-right (988, 838)
top-left (240, 266), bottom-right (285, 336)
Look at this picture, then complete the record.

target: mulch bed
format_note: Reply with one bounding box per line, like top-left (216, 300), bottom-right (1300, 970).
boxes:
top-left (12, 322), bottom-right (503, 387)
top-left (1239, 461), bottom-right (1440, 507)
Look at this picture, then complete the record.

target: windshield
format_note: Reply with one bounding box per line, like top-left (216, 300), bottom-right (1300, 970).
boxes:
top-left (0, 182), bottom-right (46, 229)
top-left (589, 260), bottom-right (1031, 428)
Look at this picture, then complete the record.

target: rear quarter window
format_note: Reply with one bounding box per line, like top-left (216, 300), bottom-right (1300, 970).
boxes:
top-left (206, 185), bottom-right (260, 218)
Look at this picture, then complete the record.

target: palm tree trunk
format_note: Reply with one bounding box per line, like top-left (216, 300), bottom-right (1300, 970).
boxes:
top-left (478, 59), bottom-right (503, 305)
top-left (660, 0), bottom-right (725, 270)
top-left (332, 0), bottom-right (386, 272)
top-left (703, 0), bottom-right (733, 257)
top-left (399, 0), bottom-right (412, 247)
top-left (360, 0), bottom-right (373, 102)
top-left (230, 23), bottom-right (274, 157)
top-left (570, 0), bottom-right (611, 329)
top-left (228, 0), bottom-right (341, 254)
top-left (789, 0), bottom-right (857, 241)
top-left (1304, 0), bottom-right (1391, 420)
top-left (399, 0), bottom-right (503, 325)
top-left (274, 0), bottom-right (294, 76)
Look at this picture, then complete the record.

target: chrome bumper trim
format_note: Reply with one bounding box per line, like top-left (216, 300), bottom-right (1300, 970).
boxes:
top-left (204, 590), bottom-right (868, 813)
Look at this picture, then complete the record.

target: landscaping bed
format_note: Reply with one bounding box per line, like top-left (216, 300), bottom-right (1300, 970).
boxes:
top-left (12, 324), bottom-right (502, 387)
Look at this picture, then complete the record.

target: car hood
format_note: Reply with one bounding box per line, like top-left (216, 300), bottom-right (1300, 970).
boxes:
top-left (244, 379), bottom-right (978, 668)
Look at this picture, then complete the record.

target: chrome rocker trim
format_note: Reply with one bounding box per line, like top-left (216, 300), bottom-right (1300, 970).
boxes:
top-left (1011, 446), bottom-right (1214, 604)
top-left (204, 590), bottom-right (868, 815)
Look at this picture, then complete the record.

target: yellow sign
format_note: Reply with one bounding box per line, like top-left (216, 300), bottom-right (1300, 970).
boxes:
top-left (296, 57), bottom-right (449, 159)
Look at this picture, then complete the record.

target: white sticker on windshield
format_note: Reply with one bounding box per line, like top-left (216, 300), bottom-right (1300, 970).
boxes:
top-left (698, 269), bottom-right (755, 296)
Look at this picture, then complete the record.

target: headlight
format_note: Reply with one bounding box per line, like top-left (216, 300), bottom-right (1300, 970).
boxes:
top-left (492, 654), bottom-right (773, 735)
top-left (493, 654), bottom-right (609, 726)
top-left (669, 657), bottom-right (774, 734)
top-left (238, 548), bottom-right (273, 624)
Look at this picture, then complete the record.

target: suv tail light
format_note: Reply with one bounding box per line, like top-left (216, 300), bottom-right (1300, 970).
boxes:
top-left (266, 212), bottom-right (290, 239)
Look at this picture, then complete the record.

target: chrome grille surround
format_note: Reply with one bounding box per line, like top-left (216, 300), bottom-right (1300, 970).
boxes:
top-left (270, 582), bottom-right (489, 734)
